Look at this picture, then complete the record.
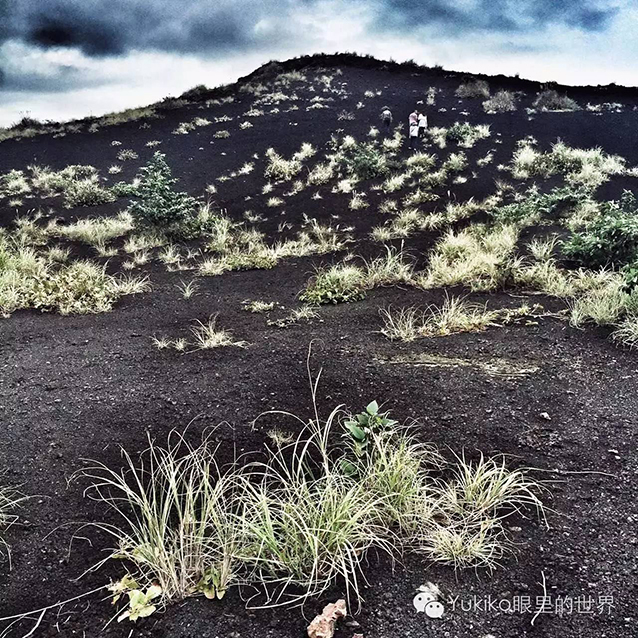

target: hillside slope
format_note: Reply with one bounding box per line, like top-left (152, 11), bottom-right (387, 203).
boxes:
top-left (0, 55), bottom-right (637, 638)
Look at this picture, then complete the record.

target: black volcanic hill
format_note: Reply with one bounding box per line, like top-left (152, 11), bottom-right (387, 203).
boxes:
top-left (0, 54), bottom-right (636, 638)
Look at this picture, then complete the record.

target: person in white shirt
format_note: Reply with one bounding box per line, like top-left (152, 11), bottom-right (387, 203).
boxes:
top-left (418, 112), bottom-right (428, 138)
top-left (409, 110), bottom-right (421, 148)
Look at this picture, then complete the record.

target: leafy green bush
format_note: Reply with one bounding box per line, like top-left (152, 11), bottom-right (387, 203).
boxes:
top-left (64, 179), bottom-right (116, 208)
top-left (300, 263), bottom-right (367, 304)
top-left (455, 80), bottom-right (490, 99)
top-left (447, 122), bottom-right (475, 142)
top-left (129, 152), bottom-right (199, 237)
top-left (534, 90), bottom-right (580, 112)
top-left (491, 186), bottom-right (582, 225)
top-left (445, 122), bottom-right (491, 148)
top-left (328, 136), bottom-right (391, 180)
top-left (349, 143), bottom-right (390, 179)
top-left (563, 192), bottom-right (638, 270)
top-left (483, 91), bottom-right (517, 114)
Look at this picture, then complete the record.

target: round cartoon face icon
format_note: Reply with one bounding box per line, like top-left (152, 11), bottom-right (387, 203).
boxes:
top-left (425, 600), bottom-right (445, 619)
top-left (413, 591), bottom-right (435, 612)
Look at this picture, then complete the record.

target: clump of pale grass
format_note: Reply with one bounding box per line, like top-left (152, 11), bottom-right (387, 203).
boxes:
top-left (612, 315), bottom-right (638, 348)
top-left (190, 315), bottom-right (247, 350)
top-left (528, 235), bottom-right (559, 262)
top-left (0, 239), bottom-right (149, 316)
top-left (364, 246), bottom-right (415, 287)
top-left (419, 225), bottom-right (519, 291)
top-left (300, 263), bottom-right (367, 305)
top-left (177, 280), bottom-right (198, 299)
top-left (569, 285), bottom-right (632, 328)
top-left (50, 212), bottom-right (134, 246)
top-left (380, 296), bottom-right (498, 341)
top-left (243, 300), bottom-right (276, 313)
top-left (483, 91), bottom-right (517, 114)
top-left (300, 247), bottom-right (415, 305)
top-left (265, 147), bottom-right (303, 181)
top-left (455, 80), bottom-right (490, 99)
top-left (76, 431), bottom-right (242, 604)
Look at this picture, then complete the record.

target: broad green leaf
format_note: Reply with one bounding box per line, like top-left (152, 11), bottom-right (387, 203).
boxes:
top-left (345, 423), bottom-right (366, 440)
top-left (146, 585), bottom-right (162, 601)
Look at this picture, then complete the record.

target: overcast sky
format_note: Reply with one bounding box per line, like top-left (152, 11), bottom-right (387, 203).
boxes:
top-left (0, 0), bottom-right (636, 127)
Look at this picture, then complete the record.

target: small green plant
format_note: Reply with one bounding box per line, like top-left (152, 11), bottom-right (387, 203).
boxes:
top-left (197, 565), bottom-right (229, 600)
top-left (343, 401), bottom-right (398, 458)
top-left (110, 579), bottom-right (162, 622)
top-left (129, 152), bottom-right (199, 238)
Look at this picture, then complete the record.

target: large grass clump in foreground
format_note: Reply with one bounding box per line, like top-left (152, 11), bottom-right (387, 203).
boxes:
top-left (77, 363), bottom-right (546, 620)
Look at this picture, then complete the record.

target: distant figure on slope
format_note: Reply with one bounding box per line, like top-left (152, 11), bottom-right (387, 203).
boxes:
top-left (418, 111), bottom-right (428, 138)
top-left (409, 109), bottom-right (419, 148)
top-left (380, 106), bottom-right (393, 133)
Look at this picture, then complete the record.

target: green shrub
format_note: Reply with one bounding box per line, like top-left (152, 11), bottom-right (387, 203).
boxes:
top-left (348, 143), bottom-right (389, 179)
top-left (446, 122), bottom-right (491, 148)
top-left (563, 192), bottom-right (638, 270)
top-left (300, 263), bottom-right (367, 304)
top-left (455, 80), bottom-right (490, 99)
top-left (483, 91), bottom-right (517, 113)
top-left (491, 186), bottom-right (582, 225)
top-left (534, 90), bottom-right (580, 112)
top-left (129, 152), bottom-right (199, 237)
top-left (64, 179), bottom-right (116, 208)
top-left (328, 136), bottom-right (392, 180)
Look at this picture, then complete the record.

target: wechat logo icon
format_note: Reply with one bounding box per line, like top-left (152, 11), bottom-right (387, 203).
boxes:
top-left (413, 583), bottom-right (445, 619)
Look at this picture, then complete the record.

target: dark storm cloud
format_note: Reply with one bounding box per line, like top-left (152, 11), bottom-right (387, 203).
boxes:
top-left (0, 0), bottom-right (623, 58)
top-left (0, 0), bottom-right (283, 57)
top-left (376, 0), bottom-right (620, 35)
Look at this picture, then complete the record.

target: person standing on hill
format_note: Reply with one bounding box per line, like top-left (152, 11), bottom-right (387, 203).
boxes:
top-left (380, 106), bottom-right (393, 133)
top-left (418, 111), bottom-right (428, 138)
top-left (409, 109), bottom-right (419, 148)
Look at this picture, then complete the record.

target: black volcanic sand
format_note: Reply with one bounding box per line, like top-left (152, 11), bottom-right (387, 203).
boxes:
top-left (0, 55), bottom-right (637, 637)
